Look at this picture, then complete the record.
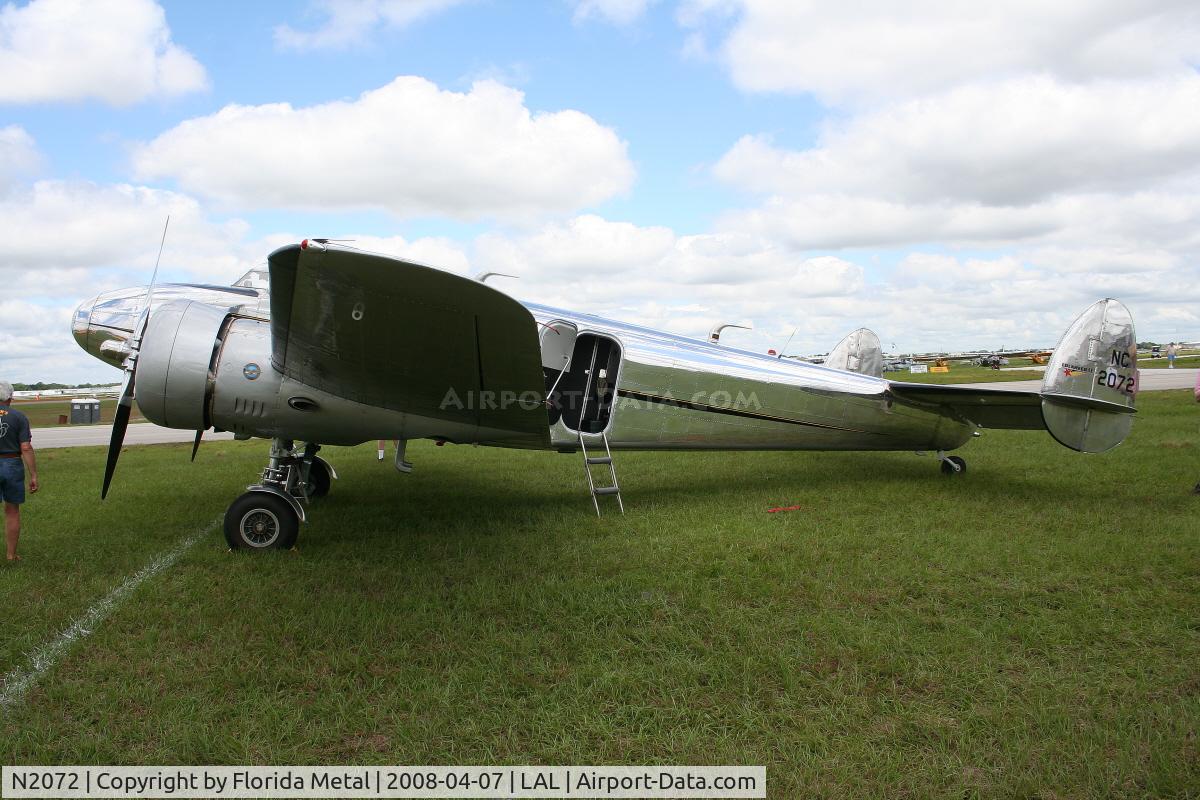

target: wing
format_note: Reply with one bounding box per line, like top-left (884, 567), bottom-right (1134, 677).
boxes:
top-left (886, 382), bottom-right (1046, 429)
top-left (267, 243), bottom-right (549, 447)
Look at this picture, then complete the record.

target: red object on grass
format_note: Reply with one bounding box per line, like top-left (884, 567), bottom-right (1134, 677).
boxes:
top-left (767, 504), bottom-right (803, 513)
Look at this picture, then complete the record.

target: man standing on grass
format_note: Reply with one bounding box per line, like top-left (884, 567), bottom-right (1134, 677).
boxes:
top-left (0, 381), bottom-right (38, 561)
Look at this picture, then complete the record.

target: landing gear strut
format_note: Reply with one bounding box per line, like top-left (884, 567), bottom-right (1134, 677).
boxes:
top-left (223, 438), bottom-right (336, 550)
top-left (938, 451), bottom-right (967, 476)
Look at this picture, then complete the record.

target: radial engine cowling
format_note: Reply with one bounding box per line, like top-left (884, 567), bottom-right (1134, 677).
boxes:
top-left (136, 299), bottom-right (228, 430)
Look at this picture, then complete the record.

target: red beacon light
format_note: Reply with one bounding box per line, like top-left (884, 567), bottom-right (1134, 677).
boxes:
top-left (767, 349), bottom-right (777, 356)
top-left (300, 238), bottom-right (327, 252)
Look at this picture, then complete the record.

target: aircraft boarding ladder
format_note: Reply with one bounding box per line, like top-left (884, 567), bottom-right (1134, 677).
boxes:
top-left (579, 431), bottom-right (624, 516)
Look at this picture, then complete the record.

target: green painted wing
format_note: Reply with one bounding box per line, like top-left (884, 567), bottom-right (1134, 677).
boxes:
top-left (267, 243), bottom-right (549, 446)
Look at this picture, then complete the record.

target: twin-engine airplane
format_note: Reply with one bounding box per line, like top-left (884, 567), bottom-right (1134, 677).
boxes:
top-left (73, 241), bottom-right (1138, 550)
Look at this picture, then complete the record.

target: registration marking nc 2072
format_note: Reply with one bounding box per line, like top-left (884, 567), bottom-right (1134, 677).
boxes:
top-left (1097, 349), bottom-right (1135, 395)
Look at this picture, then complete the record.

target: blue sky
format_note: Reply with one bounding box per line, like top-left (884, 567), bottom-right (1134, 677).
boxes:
top-left (2, 0), bottom-right (1199, 382)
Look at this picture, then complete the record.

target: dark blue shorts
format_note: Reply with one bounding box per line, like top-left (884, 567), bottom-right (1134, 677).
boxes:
top-left (0, 458), bottom-right (25, 504)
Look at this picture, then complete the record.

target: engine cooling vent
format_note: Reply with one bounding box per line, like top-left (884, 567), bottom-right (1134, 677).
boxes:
top-left (232, 397), bottom-right (266, 417)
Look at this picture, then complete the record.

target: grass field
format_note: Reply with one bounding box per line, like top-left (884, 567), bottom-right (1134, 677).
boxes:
top-left (9, 398), bottom-right (144, 427)
top-left (886, 363), bottom-right (1045, 384)
top-left (2, 392), bottom-right (1199, 797)
top-left (1142, 354), bottom-right (1200, 370)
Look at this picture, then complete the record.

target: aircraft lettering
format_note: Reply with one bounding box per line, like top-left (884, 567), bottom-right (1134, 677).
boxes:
top-left (1096, 368), bottom-right (1136, 395)
top-left (1109, 349), bottom-right (1132, 368)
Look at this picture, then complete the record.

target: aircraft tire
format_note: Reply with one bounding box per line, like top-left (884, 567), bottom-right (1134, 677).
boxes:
top-left (940, 456), bottom-right (967, 476)
top-left (224, 491), bottom-right (299, 550)
top-left (300, 458), bottom-right (332, 499)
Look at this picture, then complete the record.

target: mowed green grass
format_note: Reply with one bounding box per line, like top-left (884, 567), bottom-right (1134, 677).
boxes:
top-left (888, 363), bottom-right (1045, 384)
top-left (2, 393), bottom-right (1199, 798)
top-left (9, 397), bottom-right (144, 427)
top-left (1142, 353), bottom-right (1200, 370)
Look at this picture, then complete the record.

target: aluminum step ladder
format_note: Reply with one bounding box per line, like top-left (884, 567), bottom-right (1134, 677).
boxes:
top-left (579, 431), bottom-right (624, 516)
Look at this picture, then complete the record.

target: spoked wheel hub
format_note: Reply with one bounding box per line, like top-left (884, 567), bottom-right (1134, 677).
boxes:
top-left (239, 508), bottom-right (281, 548)
top-left (225, 490), bottom-right (299, 550)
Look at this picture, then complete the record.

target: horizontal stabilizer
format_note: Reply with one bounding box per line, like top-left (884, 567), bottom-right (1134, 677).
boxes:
top-left (887, 383), bottom-right (1045, 429)
top-left (1040, 392), bottom-right (1136, 416)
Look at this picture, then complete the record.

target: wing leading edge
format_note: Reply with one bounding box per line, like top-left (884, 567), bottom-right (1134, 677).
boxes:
top-left (267, 243), bottom-right (550, 447)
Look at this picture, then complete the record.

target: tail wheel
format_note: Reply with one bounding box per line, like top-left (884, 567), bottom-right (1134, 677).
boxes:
top-left (940, 455), bottom-right (967, 476)
top-left (225, 491), bottom-right (299, 550)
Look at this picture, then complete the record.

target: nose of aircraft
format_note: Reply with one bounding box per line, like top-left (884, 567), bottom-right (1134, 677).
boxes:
top-left (72, 287), bottom-right (147, 367)
top-left (72, 296), bottom-right (95, 353)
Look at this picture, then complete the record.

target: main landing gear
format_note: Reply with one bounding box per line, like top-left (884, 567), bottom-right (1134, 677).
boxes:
top-left (223, 438), bottom-right (336, 550)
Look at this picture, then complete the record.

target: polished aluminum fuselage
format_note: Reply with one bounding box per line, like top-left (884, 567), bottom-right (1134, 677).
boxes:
top-left (526, 304), bottom-right (971, 453)
top-left (72, 284), bottom-right (971, 454)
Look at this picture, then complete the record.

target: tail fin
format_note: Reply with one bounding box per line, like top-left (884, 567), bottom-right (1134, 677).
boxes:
top-left (1040, 298), bottom-right (1137, 453)
top-left (825, 327), bottom-right (883, 378)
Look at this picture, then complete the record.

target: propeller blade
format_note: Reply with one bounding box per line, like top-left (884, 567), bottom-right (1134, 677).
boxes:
top-left (101, 373), bottom-right (135, 499)
top-left (191, 430), bottom-right (203, 462)
top-left (100, 215), bottom-right (169, 500)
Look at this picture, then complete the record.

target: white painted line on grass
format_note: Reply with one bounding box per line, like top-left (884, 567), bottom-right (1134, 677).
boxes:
top-left (0, 515), bottom-right (222, 712)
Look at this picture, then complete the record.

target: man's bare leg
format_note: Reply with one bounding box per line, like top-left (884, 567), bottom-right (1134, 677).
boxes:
top-left (5, 502), bottom-right (19, 560)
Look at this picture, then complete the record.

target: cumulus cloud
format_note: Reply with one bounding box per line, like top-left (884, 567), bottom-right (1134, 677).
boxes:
top-left (132, 77), bottom-right (634, 222)
top-left (0, 298), bottom-right (94, 383)
top-left (717, 195), bottom-right (1057, 250)
top-left (573, 0), bottom-right (656, 26)
top-left (715, 76), bottom-right (1200, 206)
top-left (0, 179), bottom-right (250, 383)
top-left (474, 214), bottom-right (839, 291)
top-left (465, 213), bottom-right (1199, 356)
top-left (0, 125), bottom-right (39, 189)
top-left (476, 215), bottom-right (676, 277)
top-left (0, 180), bottom-right (258, 286)
top-left (275, 0), bottom-right (467, 50)
top-left (468, 214), bottom-right (872, 350)
top-left (7, 198), bottom-right (1197, 381)
top-left (697, 3), bottom-right (1200, 304)
top-left (325, 235), bottom-right (472, 274)
top-left (717, 186), bottom-right (1200, 258)
top-left (792, 256), bottom-right (864, 297)
top-left (684, 0), bottom-right (1200, 102)
top-left (0, 0), bottom-right (207, 106)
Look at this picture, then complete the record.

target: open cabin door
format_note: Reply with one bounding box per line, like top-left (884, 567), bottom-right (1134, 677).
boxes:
top-left (541, 321), bottom-right (578, 375)
top-left (546, 332), bottom-right (622, 434)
